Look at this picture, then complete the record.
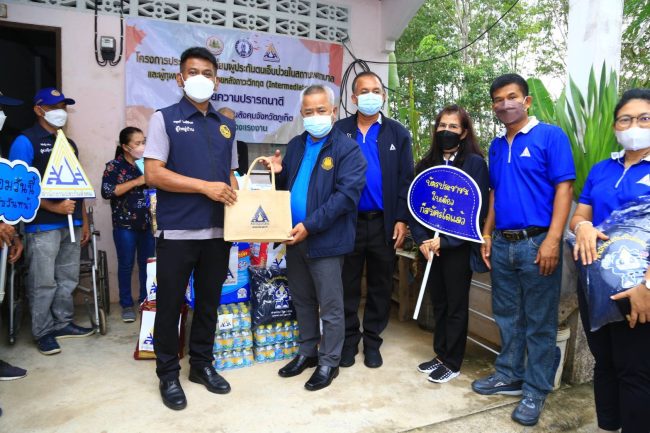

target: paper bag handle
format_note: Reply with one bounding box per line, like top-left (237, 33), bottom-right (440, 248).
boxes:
top-left (243, 156), bottom-right (277, 190)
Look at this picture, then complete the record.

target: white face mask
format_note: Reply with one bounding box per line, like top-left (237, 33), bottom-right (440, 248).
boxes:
top-left (42, 108), bottom-right (68, 128)
top-left (0, 111), bottom-right (6, 131)
top-left (615, 127), bottom-right (650, 152)
top-left (182, 75), bottom-right (216, 103)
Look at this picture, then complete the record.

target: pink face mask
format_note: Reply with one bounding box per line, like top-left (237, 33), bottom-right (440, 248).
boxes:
top-left (494, 98), bottom-right (528, 125)
top-left (127, 144), bottom-right (145, 160)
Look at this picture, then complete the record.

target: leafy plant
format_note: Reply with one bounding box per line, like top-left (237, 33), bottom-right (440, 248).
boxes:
top-left (527, 64), bottom-right (619, 201)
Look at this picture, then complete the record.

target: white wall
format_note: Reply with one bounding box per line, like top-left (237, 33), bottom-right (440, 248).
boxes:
top-left (1, 0), bottom-right (392, 303)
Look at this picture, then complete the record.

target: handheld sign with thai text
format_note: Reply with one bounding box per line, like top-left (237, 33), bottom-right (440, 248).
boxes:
top-left (408, 165), bottom-right (484, 244)
top-left (408, 165), bottom-right (484, 319)
top-left (0, 158), bottom-right (42, 224)
top-left (40, 130), bottom-right (95, 242)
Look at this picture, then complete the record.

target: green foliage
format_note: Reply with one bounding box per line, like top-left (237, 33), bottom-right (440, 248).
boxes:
top-left (621, 0), bottom-right (650, 88)
top-left (527, 65), bottom-right (619, 201)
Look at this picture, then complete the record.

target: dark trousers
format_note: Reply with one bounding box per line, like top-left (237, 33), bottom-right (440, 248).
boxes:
top-left (286, 241), bottom-right (344, 367)
top-left (424, 243), bottom-right (472, 372)
top-left (154, 236), bottom-right (230, 381)
top-left (577, 285), bottom-right (650, 433)
top-left (342, 215), bottom-right (395, 351)
top-left (113, 227), bottom-right (155, 308)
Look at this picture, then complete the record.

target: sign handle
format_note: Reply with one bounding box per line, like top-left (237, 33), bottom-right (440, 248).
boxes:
top-left (68, 214), bottom-right (76, 243)
top-left (0, 244), bottom-right (8, 304)
top-left (412, 231), bottom-right (439, 320)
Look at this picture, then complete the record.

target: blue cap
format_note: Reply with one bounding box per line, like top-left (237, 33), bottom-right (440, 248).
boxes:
top-left (33, 87), bottom-right (75, 106)
top-left (0, 91), bottom-right (23, 107)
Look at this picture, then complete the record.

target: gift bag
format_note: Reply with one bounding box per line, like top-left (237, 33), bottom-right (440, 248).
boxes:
top-left (566, 195), bottom-right (650, 331)
top-left (134, 300), bottom-right (188, 360)
top-left (249, 266), bottom-right (296, 327)
top-left (225, 157), bottom-right (292, 243)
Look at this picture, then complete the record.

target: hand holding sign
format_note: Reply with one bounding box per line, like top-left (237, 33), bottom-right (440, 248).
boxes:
top-left (408, 165), bottom-right (484, 319)
top-left (40, 130), bottom-right (95, 242)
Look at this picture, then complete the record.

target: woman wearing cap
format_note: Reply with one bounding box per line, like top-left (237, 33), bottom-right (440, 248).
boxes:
top-left (570, 88), bottom-right (650, 433)
top-left (101, 127), bottom-right (154, 322)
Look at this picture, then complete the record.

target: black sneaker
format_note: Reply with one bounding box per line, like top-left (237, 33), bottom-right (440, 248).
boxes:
top-left (37, 334), bottom-right (61, 355)
top-left (427, 364), bottom-right (459, 383)
top-left (417, 357), bottom-right (442, 373)
top-left (0, 360), bottom-right (27, 381)
top-left (53, 323), bottom-right (95, 339)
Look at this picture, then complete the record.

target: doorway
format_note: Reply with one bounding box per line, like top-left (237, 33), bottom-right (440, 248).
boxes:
top-left (0, 22), bottom-right (60, 157)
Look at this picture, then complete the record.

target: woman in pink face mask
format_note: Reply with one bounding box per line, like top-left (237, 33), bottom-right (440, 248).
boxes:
top-left (101, 127), bottom-right (155, 323)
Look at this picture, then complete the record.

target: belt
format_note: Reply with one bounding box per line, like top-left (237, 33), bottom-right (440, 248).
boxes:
top-left (497, 226), bottom-right (548, 242)
top-left (358, 211), bottom-right (383, 221)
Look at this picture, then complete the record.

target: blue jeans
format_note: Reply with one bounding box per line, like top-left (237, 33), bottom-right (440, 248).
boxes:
top-left (491, 231), bottom-right (561, 400)
top-left (113, 228), bottom-right (155, 308)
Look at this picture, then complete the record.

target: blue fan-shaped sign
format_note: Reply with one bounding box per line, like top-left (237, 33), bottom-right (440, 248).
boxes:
top-left (408, 165), bottom-right (483, 243)
top-left (0, 158), bottom-right (42, 224)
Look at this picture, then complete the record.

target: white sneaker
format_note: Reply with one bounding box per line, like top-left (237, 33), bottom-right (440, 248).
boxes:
top-left (427, 364), bottom-right (459, 383)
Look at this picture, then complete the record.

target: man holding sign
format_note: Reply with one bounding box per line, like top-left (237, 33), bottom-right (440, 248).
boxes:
top-left (9, 88), bottom-right (93, 356)
top-left (473, 74), bottom-right (575, 427)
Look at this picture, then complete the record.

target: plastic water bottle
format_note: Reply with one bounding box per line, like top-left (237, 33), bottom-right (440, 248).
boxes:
top-left (232, 306), bottom-right (241, 331)
top-left (231, 350), bottom-right (243, 368)
top-left (254, 327), bottom-right (266, 346)
top-left (241, 305), bottom-right (252, 329)
top-left (292, 321), bottom-right (300, 340)
top-left (223, 352), bottom-right (234, 370)
top-left (255, 347), bottom-right (266, 363)
top-left (243, 348), bottom-right (254, 367)
top-left (241, 329), bottom-right (253, 348)
top-left (222, 332), bottom-right (233, 351)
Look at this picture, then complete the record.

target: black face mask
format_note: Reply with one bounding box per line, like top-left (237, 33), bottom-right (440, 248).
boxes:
top-left (435, 130), bottom-right (462, 151)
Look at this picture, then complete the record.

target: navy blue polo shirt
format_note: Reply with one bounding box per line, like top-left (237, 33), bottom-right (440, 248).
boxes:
top-left (489, 118), bottom-right (576, 230)
top-left (356, 116), bottom-right (383, 212)
top-left (290, 134), bottom-right (326, 226)
top-left (579, 151), bottom-right (650, 226)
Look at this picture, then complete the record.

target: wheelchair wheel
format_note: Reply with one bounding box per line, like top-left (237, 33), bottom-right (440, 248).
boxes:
top-left (98, 308), bottom-right (107, 335)
top-left (98, 250), bottom-right (110, 315)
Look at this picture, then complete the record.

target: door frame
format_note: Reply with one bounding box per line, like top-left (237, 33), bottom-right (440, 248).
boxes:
top-left (0, 21), bottom-right (62, 89)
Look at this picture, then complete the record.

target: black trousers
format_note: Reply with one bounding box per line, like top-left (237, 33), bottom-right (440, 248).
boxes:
top-left (342, 215), bottom-right (395, 350)
top-left (154, 236), bottom-right (230, 381)
top-left (423, 243), bottom-right (472, 372)
top-left (577, 284), bottom-right (650, 433)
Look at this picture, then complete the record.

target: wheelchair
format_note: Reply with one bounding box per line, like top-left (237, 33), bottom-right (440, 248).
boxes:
top-left (76, 206), bottom-right (110, 335)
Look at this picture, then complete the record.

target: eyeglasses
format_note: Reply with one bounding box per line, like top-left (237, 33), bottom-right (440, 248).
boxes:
top-left (615, 113), bottom-right (650, 129)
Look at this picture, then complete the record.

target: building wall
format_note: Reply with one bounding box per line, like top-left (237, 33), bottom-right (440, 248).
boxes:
top-left (1, 0), bottom-right (390, 303)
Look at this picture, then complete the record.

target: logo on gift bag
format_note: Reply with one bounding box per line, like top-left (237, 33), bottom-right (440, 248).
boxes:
top-left (274, 283), bottom-right (290, 309)
top-left (601, 241), bottom-right (648, 289)
top-left (251, 206), bottom-right (270, 228)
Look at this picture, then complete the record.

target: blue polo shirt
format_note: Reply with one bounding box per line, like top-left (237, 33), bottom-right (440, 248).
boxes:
top-left (488, 118), bottom-right (576, 230)
top-left (579, 151), bottom-right (650, 226)
top-left (356, 116), bottom-right (383, 212)
top-left (290, 134), bottom-right (326, 226)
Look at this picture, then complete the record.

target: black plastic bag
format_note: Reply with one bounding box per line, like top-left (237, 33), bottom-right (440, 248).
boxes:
top-left (249, 266), bottom-right (296, 327)
top-left (566, 195), bottom-right (650, 331)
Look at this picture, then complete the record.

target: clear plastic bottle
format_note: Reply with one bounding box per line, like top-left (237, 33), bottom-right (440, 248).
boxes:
top-left (254, 327), bottom-right (266, 346)
top-left (231, 305), bottom-right (241, 331)
top-left (240, 304), bottom-right (252, 330)
top-left (255, 347), bottom-right (266, 363)
top-left (233, 330), bottom-right (243, 349)
top-left (241, 329), bottom-right (253, 348)
top-left (243, 348), bottom-right (254, 367)
top-left (222, 331), bottom-right (233, 351)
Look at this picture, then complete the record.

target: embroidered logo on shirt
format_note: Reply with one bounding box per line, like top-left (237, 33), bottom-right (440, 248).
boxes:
top-left (321, 156), bottom-right (334, 171)
top-left (520, 147), bottom-right (531, 157)
top-left (251, 206), bottom-right (270, 228)
top-left (637, 174), bottom-right (650, 187)
top-left (389, 144), bottom-right (396, 151)
top-left (220, 125), bottom-right (232, 139)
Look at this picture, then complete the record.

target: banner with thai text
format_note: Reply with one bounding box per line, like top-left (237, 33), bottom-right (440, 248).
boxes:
top-left (125, 18), bottom-right (343, 144)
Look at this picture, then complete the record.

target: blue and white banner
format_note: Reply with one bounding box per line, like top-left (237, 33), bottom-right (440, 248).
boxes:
top-left (408, 165), bottom-right (484, 243)
top-left (0, 158), bottom-right (42, 224)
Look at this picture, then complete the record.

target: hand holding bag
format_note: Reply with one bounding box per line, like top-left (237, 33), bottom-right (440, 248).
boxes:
top-left (224, 157), bottom-right (292, 243)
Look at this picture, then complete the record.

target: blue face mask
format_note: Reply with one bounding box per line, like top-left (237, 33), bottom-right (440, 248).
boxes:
top-left (356, 92), bottom-right (383, 116)
top-left (303, 114), bottom-right (333, 138)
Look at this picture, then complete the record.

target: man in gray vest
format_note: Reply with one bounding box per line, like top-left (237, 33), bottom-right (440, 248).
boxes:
top-left (144, 47), bottom-right (238, 411)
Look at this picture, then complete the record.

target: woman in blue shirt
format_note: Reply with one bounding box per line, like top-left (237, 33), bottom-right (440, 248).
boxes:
top-left (570, 88), bottom-right (650, 433)
top-left (101, 127), bottom-right (154, 322)
top-left (409, 105), bottom-right (489, 383)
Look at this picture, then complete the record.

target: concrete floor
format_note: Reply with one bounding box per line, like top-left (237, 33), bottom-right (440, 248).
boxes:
top-left (0, 307), bottom-right (597, 433)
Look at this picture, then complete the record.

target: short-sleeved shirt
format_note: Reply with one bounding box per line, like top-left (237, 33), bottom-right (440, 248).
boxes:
top-left (488, 117), bottom-right (576, 230)
top-left (101, 154), bottom-right (150, 230)
top-left (290, 134), bottom-right (326, 226)
top-left (356, 114), bottom-right (383, 212)
top-left (144, 109), bottom-right (238, 240)
top-left (579, 151), bottom-right (650, 226)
